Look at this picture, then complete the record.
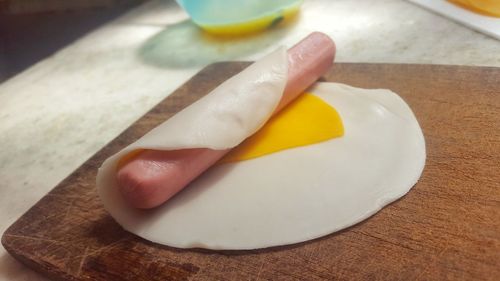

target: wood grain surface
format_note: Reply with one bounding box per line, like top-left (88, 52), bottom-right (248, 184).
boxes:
top-left (2, 63), bottom-right (499, 281)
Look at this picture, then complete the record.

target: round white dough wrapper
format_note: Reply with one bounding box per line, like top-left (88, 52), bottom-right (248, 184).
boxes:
top-left (98, 81), bottom-right (426, 250)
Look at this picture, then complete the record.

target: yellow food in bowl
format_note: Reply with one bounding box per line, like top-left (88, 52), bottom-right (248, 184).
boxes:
top-left (448, 0), bottom-right (500, 17)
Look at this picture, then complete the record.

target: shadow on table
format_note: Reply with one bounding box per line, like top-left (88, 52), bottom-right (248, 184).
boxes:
top-left (137, 17), bottom-right (299, 69)
top-left (0, 2), bottom-right (140, 83)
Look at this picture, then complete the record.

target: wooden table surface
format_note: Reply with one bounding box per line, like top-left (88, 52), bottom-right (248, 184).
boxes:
top-left (2, 63), bottom-right (499, 281)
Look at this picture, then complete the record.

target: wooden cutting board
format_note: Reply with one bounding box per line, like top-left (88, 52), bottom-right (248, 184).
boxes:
top-left (2, 63), bottom-right (499, 281)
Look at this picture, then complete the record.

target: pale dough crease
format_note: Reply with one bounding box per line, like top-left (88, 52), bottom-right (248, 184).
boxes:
top-left (97, 50), bottom-right (426, 250)
top-left (97, 47), bottom-right (288, 233)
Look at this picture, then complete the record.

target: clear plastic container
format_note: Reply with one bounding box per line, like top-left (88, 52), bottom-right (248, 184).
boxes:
top-left (176, 0), bottom-right (303, 35)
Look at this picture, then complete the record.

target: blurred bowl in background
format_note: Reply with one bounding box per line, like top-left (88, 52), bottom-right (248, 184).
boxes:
top-left (176, 0), bottom-right (303, 36)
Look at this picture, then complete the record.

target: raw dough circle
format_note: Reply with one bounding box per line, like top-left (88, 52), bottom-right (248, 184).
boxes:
top-left (98, 82), bottom-right (425, 250)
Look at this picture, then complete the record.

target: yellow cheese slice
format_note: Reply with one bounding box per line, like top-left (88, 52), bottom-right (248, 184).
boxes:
top-left (220, 93), bottom-right (344, 164)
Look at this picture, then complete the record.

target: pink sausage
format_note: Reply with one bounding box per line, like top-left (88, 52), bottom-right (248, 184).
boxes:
top-left (117, 32), bottom-right (336, 209)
